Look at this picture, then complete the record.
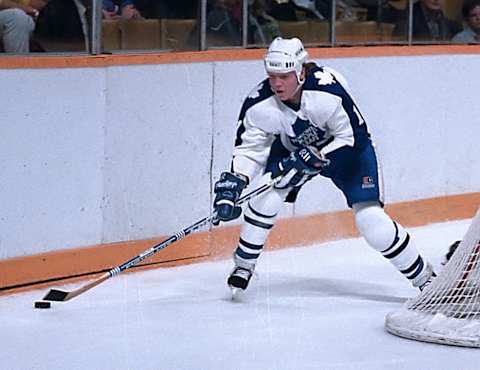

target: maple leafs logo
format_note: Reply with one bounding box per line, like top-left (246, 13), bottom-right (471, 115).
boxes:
top-left (248, 82), bottom-right (264, 99)
top-left (314, 70), bottom-right (334, 86)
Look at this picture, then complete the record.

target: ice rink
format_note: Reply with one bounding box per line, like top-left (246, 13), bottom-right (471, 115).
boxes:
top-left (1, 218), bottom-right (478, 370)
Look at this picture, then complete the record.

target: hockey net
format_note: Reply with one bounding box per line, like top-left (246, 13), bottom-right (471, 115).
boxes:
top-left (385, 208), bottom-right (480, 347)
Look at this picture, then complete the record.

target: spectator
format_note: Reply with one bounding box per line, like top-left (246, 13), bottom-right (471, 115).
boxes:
top-left (393, 0), bottom-right (462, 42)
top-left (452, 0), bottom-right (480, 43)
top-left (355, 0), bottom-right (403, 23)
top-left (268, 0), bottom-right (298, 21)
top-left (292, 0), bottom-right (326, 19)
top-left (185, 0), bottom-right (240, 48)
top-left (267, 0), bottom-right (330, 21)
top-left (293, 0), bottom-right (369, 21)
top-left (206, 0), bottom-right (241, 46)
top-left (102, 0), bottom-right (143, 20)
top-left (249, 0), bottom-right (281, 44)
top-left (34, 0), bottom-right (84, 48)
top-left (0, 0), bottom-right (42, 53)
top-left (140, 0), bottom-right (197, 19)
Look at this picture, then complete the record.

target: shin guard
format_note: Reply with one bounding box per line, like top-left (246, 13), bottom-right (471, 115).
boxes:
top-left (233, 187), bottom-right (287, 270)
top-left (354, 202), bottom-right (433, 287)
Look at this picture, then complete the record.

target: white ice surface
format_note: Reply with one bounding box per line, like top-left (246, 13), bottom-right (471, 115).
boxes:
top-left (1, 219), bottom-right (478, 370)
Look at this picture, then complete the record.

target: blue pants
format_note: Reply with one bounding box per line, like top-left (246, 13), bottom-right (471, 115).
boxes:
top-left (265, 138), bottom-right (382, 208)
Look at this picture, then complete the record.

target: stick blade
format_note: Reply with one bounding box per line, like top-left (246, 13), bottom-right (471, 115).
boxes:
top-left (43, 289), bottom-right (69, 302)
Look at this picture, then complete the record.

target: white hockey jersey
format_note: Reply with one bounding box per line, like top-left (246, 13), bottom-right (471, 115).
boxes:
top-left (232, 64), bottom-right (371, 181)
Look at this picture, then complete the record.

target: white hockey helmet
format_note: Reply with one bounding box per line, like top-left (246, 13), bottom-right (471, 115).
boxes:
top-left (264, 37), bottom-right (309, 83)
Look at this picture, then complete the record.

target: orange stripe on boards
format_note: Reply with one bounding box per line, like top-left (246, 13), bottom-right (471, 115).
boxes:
top-left (385, 193), bottom-right (480, 227)
top-left (0, 232), bottom-right (211, 292)
top-left (0, 192), bottom-right (479, 294)
top-left (0, 45), bottom-right (480, 69)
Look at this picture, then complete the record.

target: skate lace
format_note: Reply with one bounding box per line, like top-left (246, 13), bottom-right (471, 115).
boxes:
top-left (233, 267), bottom-right (252, 280)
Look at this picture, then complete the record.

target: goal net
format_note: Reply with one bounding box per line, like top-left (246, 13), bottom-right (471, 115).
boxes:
top-left (385, 208), bottom-right (480, 347)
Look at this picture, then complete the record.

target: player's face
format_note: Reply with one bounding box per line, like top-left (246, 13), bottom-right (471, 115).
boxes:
top-left (268, 71), bottom-right (301, 102)
top-left (467, 5), bottom-right (480, 30)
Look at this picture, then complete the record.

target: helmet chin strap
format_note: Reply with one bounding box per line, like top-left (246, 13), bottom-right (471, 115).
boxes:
top-left (288, 70), bottom-right (305, 101)
top-left (283, 78), bottom-right (304, 103)
top-left (293, 80), bottom-right (303, 95)
top-left (297, 65), bottom-right (306, 84)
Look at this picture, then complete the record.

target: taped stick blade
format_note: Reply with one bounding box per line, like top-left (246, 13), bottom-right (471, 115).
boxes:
top-left (43, 289), bottom-right (69, 302)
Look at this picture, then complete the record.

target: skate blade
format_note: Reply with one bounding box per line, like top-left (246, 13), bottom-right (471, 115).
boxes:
top-left (229, 286), bottom-right (246, 301)
top-left (230, 287), bottom-right (239, 300)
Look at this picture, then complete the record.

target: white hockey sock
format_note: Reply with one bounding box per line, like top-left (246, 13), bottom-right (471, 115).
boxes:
top-left (353, 202), bottom-right (431, 287)
top-left (233, 187), bottom-right (287, 270)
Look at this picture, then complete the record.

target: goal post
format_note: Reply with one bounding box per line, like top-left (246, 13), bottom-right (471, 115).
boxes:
top-left (385, 208), bottom-right (480, 347)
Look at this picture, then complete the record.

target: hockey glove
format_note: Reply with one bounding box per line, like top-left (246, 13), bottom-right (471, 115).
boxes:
top-left (272, 146), bottom-right (330, 189)
top-left (213, 172), bottom-right (247, 224)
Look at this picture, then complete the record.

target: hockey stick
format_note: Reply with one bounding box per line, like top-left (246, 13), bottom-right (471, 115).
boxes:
top-left (42, 176), bottom-right (278, 302)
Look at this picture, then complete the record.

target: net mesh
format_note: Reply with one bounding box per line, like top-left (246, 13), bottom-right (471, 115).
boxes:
top-left (385, 209), bottom-right (480, 347)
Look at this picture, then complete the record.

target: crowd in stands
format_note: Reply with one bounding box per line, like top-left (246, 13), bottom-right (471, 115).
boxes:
top-left (393, 0), bottom-right (462, 41)
top-left (1, 0), bottom-right (479, 54)
top-left (200, 0), bottom-right (480, 45)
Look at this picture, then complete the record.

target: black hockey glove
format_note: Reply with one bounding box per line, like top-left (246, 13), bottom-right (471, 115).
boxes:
top-left (271, 146), bottom-right (330, 189)
top-left (213, 172), bottom-right (247, 224)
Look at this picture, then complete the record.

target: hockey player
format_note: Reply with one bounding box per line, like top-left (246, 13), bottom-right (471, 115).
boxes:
top-left (213, 37), bottom-right (435, 293)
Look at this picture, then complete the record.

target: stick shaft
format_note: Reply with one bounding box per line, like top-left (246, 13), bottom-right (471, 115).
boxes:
top-left (112, 178), bottom-right (275, 276)
top-left (43, 177), bottom-right (277, 302)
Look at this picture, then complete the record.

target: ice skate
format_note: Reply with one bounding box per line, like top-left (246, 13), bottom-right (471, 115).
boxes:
top-left (414, 263), bottom-right (436, 291)
top-left (227, 266), bottom-right (253, 298)
top-left (418, 272), bottom-right (437, 291)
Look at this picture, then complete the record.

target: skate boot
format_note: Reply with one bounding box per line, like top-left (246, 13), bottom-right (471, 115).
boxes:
top-left (418, 271), bottom-right (437, 291)
top-left (413, 262), bottom-right (436, 291)
top-left (227, 266), bottom-right (253, 291)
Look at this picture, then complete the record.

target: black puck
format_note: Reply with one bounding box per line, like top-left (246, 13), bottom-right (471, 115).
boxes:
top-left (34, 301), bottom-right (51, 309)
